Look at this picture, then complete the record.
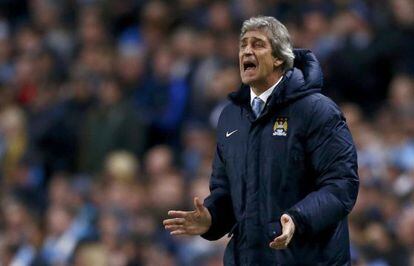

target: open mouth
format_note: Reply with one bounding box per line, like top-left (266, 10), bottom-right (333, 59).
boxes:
top-left (243, 60), bottom-right (257, 72)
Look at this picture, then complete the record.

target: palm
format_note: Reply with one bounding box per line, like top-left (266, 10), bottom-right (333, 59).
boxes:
top-left (163, 197), bottom-right (212, 236)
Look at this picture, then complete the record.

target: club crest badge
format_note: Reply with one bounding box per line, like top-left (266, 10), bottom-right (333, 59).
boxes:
top-left (273, 117), bottom-right (288, 136)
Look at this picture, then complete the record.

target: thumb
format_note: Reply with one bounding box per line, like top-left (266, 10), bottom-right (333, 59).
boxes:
top-left (281, 214), bottom-right (290, 225)
top-left (194, 197), bottom-right (205, 213)
top-left (280, 214), bottom-right (291, 232)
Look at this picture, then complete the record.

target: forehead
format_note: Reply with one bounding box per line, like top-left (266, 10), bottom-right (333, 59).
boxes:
top-left (240, 30), bottom-right (269, 42)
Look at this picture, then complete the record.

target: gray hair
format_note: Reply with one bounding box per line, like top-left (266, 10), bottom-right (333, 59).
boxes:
top-left (240, 16), bottom-right (294, 72)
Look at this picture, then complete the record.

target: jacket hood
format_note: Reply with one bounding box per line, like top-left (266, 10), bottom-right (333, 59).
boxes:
top-left (229, 49), bottom-right (323, 107)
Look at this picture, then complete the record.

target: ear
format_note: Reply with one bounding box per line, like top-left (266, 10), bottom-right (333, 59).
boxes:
top-left (273, 58), bottom-right (284, 70)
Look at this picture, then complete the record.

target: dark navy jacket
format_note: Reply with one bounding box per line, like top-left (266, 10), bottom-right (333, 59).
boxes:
top-left (201, 49), bottom-right (359, 265)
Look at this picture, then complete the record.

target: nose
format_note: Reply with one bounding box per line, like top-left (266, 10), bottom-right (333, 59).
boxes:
top-left (243, 45), bottom-right (253, 55)
top-left (240, 43), bottom-right (253, 56)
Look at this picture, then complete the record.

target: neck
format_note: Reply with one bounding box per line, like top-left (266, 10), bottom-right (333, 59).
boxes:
top-left (250, 72), bottom-right (282, 96)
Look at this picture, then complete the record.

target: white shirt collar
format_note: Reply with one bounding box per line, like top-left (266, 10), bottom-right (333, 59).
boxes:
top-left (250, 75), bottom-right (283, 106)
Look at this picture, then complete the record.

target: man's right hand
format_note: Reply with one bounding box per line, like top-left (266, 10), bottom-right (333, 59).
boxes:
top-left (163, 197), bottom-right (212, 236)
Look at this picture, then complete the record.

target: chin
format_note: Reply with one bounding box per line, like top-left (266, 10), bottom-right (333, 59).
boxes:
top-left (241, 76), bottom-right (257, 85)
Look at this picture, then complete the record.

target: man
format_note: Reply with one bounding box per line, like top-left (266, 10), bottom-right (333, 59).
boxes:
top-left (164, 16), bottom-right (359, 265)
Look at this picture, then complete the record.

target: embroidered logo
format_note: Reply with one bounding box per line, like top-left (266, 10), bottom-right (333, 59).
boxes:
top-left (273, 117), bottom-right (288, 136)
top-left (226, 130), bottom-right (238, 138)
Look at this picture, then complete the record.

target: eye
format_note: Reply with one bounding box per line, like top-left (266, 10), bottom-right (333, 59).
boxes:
top-left (255, 41), bottom-right (265, 47)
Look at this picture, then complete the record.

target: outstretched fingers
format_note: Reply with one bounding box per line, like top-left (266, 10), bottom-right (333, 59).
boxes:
top-left (163, 218), bottom-right (185, 226)
top-left (164, 197), bottom-right (210, 237)
top-left (270, 234), bottom-right (289, 249)
top-left (164, 218), bottom-right (188, 235)
top-left (168, 210), bottom-right (190, 218)
top-left (170, 229), bottom-right (187, 235)
top-left (164, 224), bottom-right (183, 231)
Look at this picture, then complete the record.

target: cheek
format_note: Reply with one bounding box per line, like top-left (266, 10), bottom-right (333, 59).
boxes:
top-left (238, 52), bottom-right (243, 62)
top-left (238, 56), bottom-right (243, 69)
top-left (259, 58), bottom-right (275, 73)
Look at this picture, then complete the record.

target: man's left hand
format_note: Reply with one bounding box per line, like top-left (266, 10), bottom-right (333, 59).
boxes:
top-left (269, 214), bottom-right (295, 249)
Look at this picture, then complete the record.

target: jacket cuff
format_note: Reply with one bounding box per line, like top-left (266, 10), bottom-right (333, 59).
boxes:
top-left (200, 205), bottom-right (223, 241)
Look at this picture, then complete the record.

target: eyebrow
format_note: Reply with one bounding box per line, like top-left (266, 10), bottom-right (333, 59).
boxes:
top-left (240, 36), bottom-right (267, 43)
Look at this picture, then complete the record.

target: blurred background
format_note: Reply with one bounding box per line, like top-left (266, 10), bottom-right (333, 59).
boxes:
top-left (0, 0), bottom-right (413, 265)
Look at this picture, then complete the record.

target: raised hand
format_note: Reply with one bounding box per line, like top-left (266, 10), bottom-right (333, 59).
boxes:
top-left (163, 197), bottom-right (212, 236)
top-left (269, 214), bottom-right (295, 249)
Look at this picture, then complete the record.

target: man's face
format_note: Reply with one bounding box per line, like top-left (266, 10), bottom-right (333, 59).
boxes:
top-left (239, 30), bottom-right (280, 88)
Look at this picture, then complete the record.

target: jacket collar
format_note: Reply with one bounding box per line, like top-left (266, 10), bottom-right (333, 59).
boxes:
top-left (228, 69), bottom-right (292, 109)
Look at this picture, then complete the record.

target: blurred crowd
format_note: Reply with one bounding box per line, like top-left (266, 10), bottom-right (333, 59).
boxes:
top-left (0, 0), bottom-right (413, 265)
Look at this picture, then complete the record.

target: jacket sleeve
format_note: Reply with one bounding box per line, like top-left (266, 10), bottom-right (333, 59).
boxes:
top-left (201, 140), bottom-right (236, 241)
top-left (286, 97), bottom-right (359, 236)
